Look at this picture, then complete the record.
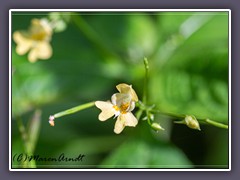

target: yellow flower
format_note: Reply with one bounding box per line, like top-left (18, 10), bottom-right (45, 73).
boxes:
top-left (13, 18), bottom-right (53, 63)
top-left (95, 83), bottom-right (138, 134)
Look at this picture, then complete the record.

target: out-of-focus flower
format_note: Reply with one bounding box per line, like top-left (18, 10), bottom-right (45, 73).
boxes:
top-left (13, 18), bottom-right (53, 63)
top-left (48, 12), bottom-right (70, 33)
top-left (95, 83), bottom-right (139, 134)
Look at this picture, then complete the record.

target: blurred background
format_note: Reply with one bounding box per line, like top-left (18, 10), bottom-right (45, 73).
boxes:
top-left (11, 11), bottom-right (229, 169)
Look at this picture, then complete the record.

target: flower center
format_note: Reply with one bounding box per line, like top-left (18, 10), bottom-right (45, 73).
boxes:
top-left (31, 32), bottom-right (48, 41)
top-left (113, 102), bottom-right (130, 114)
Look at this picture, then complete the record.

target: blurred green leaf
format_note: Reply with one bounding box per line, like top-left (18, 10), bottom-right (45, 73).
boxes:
top-left (85, 13), bottom-right (158, 63)
top-left (149, 12), bottom-right (228, 124)
top-left (12, 50), bottom-right (58, 117)
top-left (149, 70), bottom-right (228, 123)
top-left (99, 138), bottom-right (193, 168)
top-left (44, 136), bottom-right (126, 167)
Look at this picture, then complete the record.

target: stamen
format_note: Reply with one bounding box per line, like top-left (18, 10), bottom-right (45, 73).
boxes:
top-left (113, 105), bottom-right (120, 111)
top-left (31, 32), bottom-right (47, 41)
top-left (120, 102), bottom-right (130, 114)
top-left (113, 103), bottom-right (130, 115)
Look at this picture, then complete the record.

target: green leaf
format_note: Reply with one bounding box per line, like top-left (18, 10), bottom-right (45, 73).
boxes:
top-left (99, 139), bottom-right (193, 168)
top-left (149, 12), bottom-right (228, 124)
top-left (46, 136), bottom-right (125, 167)
top-left (85, 13), bottom-right (158, 63)
top-left (12, 51), bottom-right (58, 117)
top-left (149, 70), bottom-right (228, 123)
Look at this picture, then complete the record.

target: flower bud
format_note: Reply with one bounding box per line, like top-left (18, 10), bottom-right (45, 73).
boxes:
top-left (49, 115), bottom-right (55, 126)
top-left (184, 115), bottom-right (201, 130)
top-left (151, 122), bottom-right (165, 132)
top-left (149, 114), bottom-right (154, 121)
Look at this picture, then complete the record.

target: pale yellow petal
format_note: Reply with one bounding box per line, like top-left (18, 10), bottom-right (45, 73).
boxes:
top-left (31, 18), bottom-right (41, 26)
top-left (40, 18), bottom-right (53, 36)
top-left (116, 83), bottom-right (138, 102)
top-left (111, 93), bottom-right (131, 107)
top-left (28, 42), bottom-right (52, 62)
top-left (31, 18), bottom-right (52, 37)
top-left (111, 93), bottom-right (117, 105)
top-left (128, 101), bottom-right (135, 112)
top-left (95, 101), bottom-right (115, 121)
top-left (13, 31), bottom-right (32, 55)
top-left (13, 31), bottom-right (27, 43)
top-left (28, 48), bottom-right (38, 63)
top-left (114, 116), bottom-right (125, 134)
top-left (16, 42), bottom-right (32, 55)
top-left (116, 83), bottom-right (131, 93)
top-left (35, 42), bottom-right (52, 59)
top-left (121, 112), bottom-right (138, 127)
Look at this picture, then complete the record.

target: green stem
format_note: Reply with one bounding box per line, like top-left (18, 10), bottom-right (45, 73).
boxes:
top-left (174, 118), bottom-right (228, 129)
top-left (27, 109), bottom-right (41, 154)
top-left (149, 109), bottom-right (185, 119)
top-left (53, 102), bottom-right (95, 119)
top-left (137, 103), bottom-right (228, 129)
top-left (143, 57), bottom-right (149, 104)
top-left (201, 119), bottom-right (228, 129)
top-left (135, 109), bottom-right (143, 121)
top-left (146, 110), bottom-right (152, 126)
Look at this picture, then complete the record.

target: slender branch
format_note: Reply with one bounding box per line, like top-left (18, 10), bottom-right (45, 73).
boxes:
top-left (201, 119), bottom-right (228, 129)
top-left (149, 109), bottom-right (185, 119)
top-left (137, 103), bottom-right (228, 129)
top-left (143, 57), bottom-right (149, 104)
top-left (146, 110), bottom-right (153, 126)
top-left (53, 102), bottom-right (95, 119)
top-left (27, 109), bottom-right (42, 153)
top-left (135, 109), bottom-right (143, 121)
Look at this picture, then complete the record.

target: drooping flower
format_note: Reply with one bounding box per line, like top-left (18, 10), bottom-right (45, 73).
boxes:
top-left (13, 18), bottom-right (53, 63)
top-left (95, 83), bottom-right (139, 134)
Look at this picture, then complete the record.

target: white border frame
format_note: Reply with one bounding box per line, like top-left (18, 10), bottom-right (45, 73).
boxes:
top-left (9, 9), bottom-right (231, 171)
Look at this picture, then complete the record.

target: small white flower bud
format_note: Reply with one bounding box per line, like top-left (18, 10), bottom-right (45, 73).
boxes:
top-left (151, 123), bottom-right (165, 132)
top-left (149, 114), bottom-right (154, 121)
top-left (184, 115), bottom-right (201, 130)
top-left (49, 115), bottom-right (55, 126)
